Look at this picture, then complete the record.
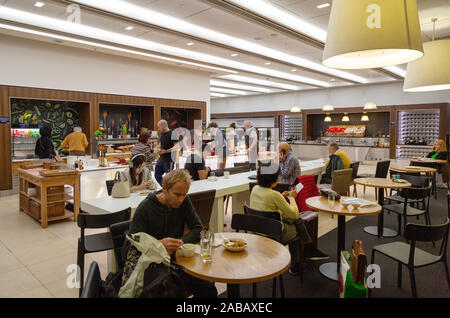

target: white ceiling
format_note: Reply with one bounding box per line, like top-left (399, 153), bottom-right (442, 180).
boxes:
top-left (0, 0), bottom-right (448, 99)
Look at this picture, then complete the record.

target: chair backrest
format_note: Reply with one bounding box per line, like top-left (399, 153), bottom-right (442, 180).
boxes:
top-left (350, 161), bottom-right (360, 181)
top-left (106, 180), bottom-right (115, 196)
top-left (109, 220), bottom-right (132, 271)
top-left (399, 186), bottom-right (432, 201)
top-left (249, 182), bottom-right (291, 195)
top-left (78, 208), bottom-right (131, 230)
top-left (404, 218), bottom-right (449, 264)
top-left (234, 162), bottom-right (249, 168)
top-left (231, 214), bottom-right (282, 242)
top-left (410, 161), bottom-right (438, 169)
top-left (188, 189), bottom-right (216, 228)
top-left (244, 203), bottom-right (281, 222)
top-left (224, 165), bottom-right (250, 175)
top-left (80, 261), bottom-right (102, 298)
top-left (331, 168), bottom-right (353, 195)
top-left (294, 174), bottom-right (320, 212)
top-left (394, 173), bottom-right (430, 188)
top-left (375, 160), bottom-right (391, 178)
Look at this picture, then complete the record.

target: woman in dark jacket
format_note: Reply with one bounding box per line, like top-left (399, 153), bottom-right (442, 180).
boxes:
top-left (35, 125), bottom-right (56, 159)
top-left (427, 139), bottom-right (448, 160)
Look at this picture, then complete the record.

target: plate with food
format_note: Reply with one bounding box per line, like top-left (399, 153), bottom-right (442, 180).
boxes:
top-left (223, 238), bottom-right (247, 252)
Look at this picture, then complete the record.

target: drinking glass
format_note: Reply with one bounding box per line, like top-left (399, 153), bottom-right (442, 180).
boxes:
top-left (200, 229), bottom-right (213, 263)
top-left (328, 193), bottom-right (336, 206)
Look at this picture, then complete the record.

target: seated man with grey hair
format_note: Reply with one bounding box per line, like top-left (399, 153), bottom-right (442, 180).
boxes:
top-left (61, 126), bottom-right (88, 156)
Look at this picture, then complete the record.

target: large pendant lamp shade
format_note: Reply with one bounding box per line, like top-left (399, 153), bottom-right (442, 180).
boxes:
top-left (404, 39), bottom-right (450, 92)
top-left (323, 0), bottom-right (423, 69)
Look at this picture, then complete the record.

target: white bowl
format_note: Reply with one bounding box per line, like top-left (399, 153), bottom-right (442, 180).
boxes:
top-left (223, 238), bottom-right (247, 252)
top-left (180, 243), bottom-right (196, 257)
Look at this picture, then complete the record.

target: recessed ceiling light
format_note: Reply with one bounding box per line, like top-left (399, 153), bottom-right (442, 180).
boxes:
top-left (270, 33), bottom-right (278, 37)
top-left (254, 37), bottom-right (262, 41)
top-left (317, 3), bottom-right (330, 9)
top-left (34, 2), bottom-right (45, 7)
top-left (330, 78), bottom-right (336, 82)
top-left (264, 62), bottom-right (271, 65)
top-left (291, 69), bottom-right (297, 72)
top-left (231, 53), bottom-right (238, 57)
top-left (125, 26), bottom-right (134, 30)
top-left (186, 42), bottom-right (194, 46)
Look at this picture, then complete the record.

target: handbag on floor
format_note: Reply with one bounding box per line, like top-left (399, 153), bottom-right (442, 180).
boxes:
top-left (111, 170), bottom-right (130, 198)
top-left (339, 240), bottom-right (368, 298)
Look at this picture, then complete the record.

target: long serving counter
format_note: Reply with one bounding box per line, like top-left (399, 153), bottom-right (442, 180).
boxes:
top-left (287, 142), bottom-right (390, 162)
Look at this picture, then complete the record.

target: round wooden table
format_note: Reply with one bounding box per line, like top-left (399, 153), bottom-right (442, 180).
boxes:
top-left (306, 196), bottom-right (381, 281)
top-left (353, 178), bottom-right (412, 238)
top-left (410, 158), bottom-right (447, 165)
top-left (176, 232), bottom-right (291, 298)
top-left (390, 165), bottom-right (437, 174)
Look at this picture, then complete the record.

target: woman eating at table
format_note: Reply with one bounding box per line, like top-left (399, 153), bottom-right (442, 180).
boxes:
top-left (249, 160), bottom-right (326, 275)
top-left (124, 154), bottom-right (156, 193)
top-left (427, 139), bottom-right (448, 161)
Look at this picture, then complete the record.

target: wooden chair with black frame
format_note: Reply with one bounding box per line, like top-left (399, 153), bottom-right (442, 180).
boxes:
top-left (231, 213), bottom-right (287, 298)
top-left (370, 218), bottom-right (450, 298)
top-left (77, 208), bottom-right (131, 296)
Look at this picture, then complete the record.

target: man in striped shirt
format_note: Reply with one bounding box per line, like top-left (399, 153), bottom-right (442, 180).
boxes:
top-left (279, 142), bottom-right (301, 186)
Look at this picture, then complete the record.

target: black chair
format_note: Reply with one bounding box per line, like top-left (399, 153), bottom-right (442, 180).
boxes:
top-left (109, 220), bottom-right (132, 272)
top-left (189, 189), bottom-right (216, 228)
top-left (106, 180), bottom-right (115, 196)
top-left (386, 173), bottom-right (430, 210)
top-left (447, 191), bottom-right (450, 218)
top-left (357, 160), bottom-right (390, 199)
top-left (77, 207), bottom-right (131, 296)
top-left (249, 182), bottom-right (291, 195)
top-left (231, 214), bottom-right (286, 298)
top-left (224, 165), bottom-right (251, 175)
top-left (371, 218), bottom-right (450, 298)
top-left (382, 186), bottom-right (432, 236)
top-left (349, 161), bottom-right (360, 196)
top-left (80, 261), bottom-right (102, 298)
top-left (410, 161), bottom-right (438, 198)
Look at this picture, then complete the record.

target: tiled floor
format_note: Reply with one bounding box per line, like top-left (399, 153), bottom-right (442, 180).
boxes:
top-left (0, 164), bottom-right (377, 298)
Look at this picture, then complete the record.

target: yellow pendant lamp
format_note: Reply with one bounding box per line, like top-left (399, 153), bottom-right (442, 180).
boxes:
top-left (324, 114), bottom-right (332, 122)
top-left (323, 0), bottom-right (423, 69)
top-left (361, 112), bottom-right (370, 121)
top-left (342, 113), bottom-right (350, 122)
top-left (404, 19), bottom-right (450, 92)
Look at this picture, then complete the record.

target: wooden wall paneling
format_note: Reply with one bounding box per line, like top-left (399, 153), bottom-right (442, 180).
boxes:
top-left (439, 104), bottom-right (448, 140)
top-left (0, 86), bottom-right (12, 190)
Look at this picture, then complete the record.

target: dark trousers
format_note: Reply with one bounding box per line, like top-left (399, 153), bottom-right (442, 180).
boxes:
top-left (179, 271), bottom-right (218, 298)
top-left (155, 160), bottom-right (172, 185)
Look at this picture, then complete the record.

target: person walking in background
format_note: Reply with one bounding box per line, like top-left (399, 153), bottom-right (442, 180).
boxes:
top-left (244, 121), bottom-right (258, 170)
top-left (34, 125), bottom-right (56, 159)
top-left (226, 122), bottom-right (237, 154)
top-left (278, 142), bottom-right (301, 185)
top-left (207, 122), bottom-right (227, 170)
top-left (61, 126), bottom-right (88, 156)
top-left (154, 120), bottom-right (179, 185)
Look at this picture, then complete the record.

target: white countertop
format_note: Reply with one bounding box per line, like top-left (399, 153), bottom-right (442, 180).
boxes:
top-left (81, 159), bottom-right (325, 214)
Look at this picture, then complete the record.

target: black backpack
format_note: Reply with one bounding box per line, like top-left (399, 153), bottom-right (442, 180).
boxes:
top-left (141, 262), bottom-right (185, 298)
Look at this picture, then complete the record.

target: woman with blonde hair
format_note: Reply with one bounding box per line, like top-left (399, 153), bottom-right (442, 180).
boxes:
top-left (427, 139), bottom-right (448, 161)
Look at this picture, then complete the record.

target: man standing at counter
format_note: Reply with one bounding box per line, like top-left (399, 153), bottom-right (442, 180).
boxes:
top-left (279, 142), bottom-right (301, 185)
top-left (244, 121), bottom-right (258, 170)
top-left (61, 126), bottom-right (88, 156)
top-left (155, 120), bottom-right (179, 186)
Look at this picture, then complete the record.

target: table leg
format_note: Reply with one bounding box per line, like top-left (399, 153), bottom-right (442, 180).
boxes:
top-left (41, 185), bottom-right (48, 228)
top-left (209, 196), bottom-right (225, 233)
top-left (226, 284), bottom-right (240, 298)
top-left (73, 176), bottom-right (80, 222)
top-left (319, 215), bottom-right (345, 282)
top-left (433, 172), bottom-right (437, 199)
top-left (363, 187), bottom-right (397, 238)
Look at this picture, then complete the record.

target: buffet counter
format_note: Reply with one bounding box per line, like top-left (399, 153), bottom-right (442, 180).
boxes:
top-left (288, 142), bottom-right (390, 162)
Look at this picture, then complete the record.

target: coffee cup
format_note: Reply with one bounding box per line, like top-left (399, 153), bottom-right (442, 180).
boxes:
top-left (224, 171), bottom-right (230, 179)
top-left (180, 243), bottom-right (196, 257)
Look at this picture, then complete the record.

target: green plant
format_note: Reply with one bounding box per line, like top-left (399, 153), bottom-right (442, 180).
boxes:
top-left (122, 124), bottom-right (128, 135)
